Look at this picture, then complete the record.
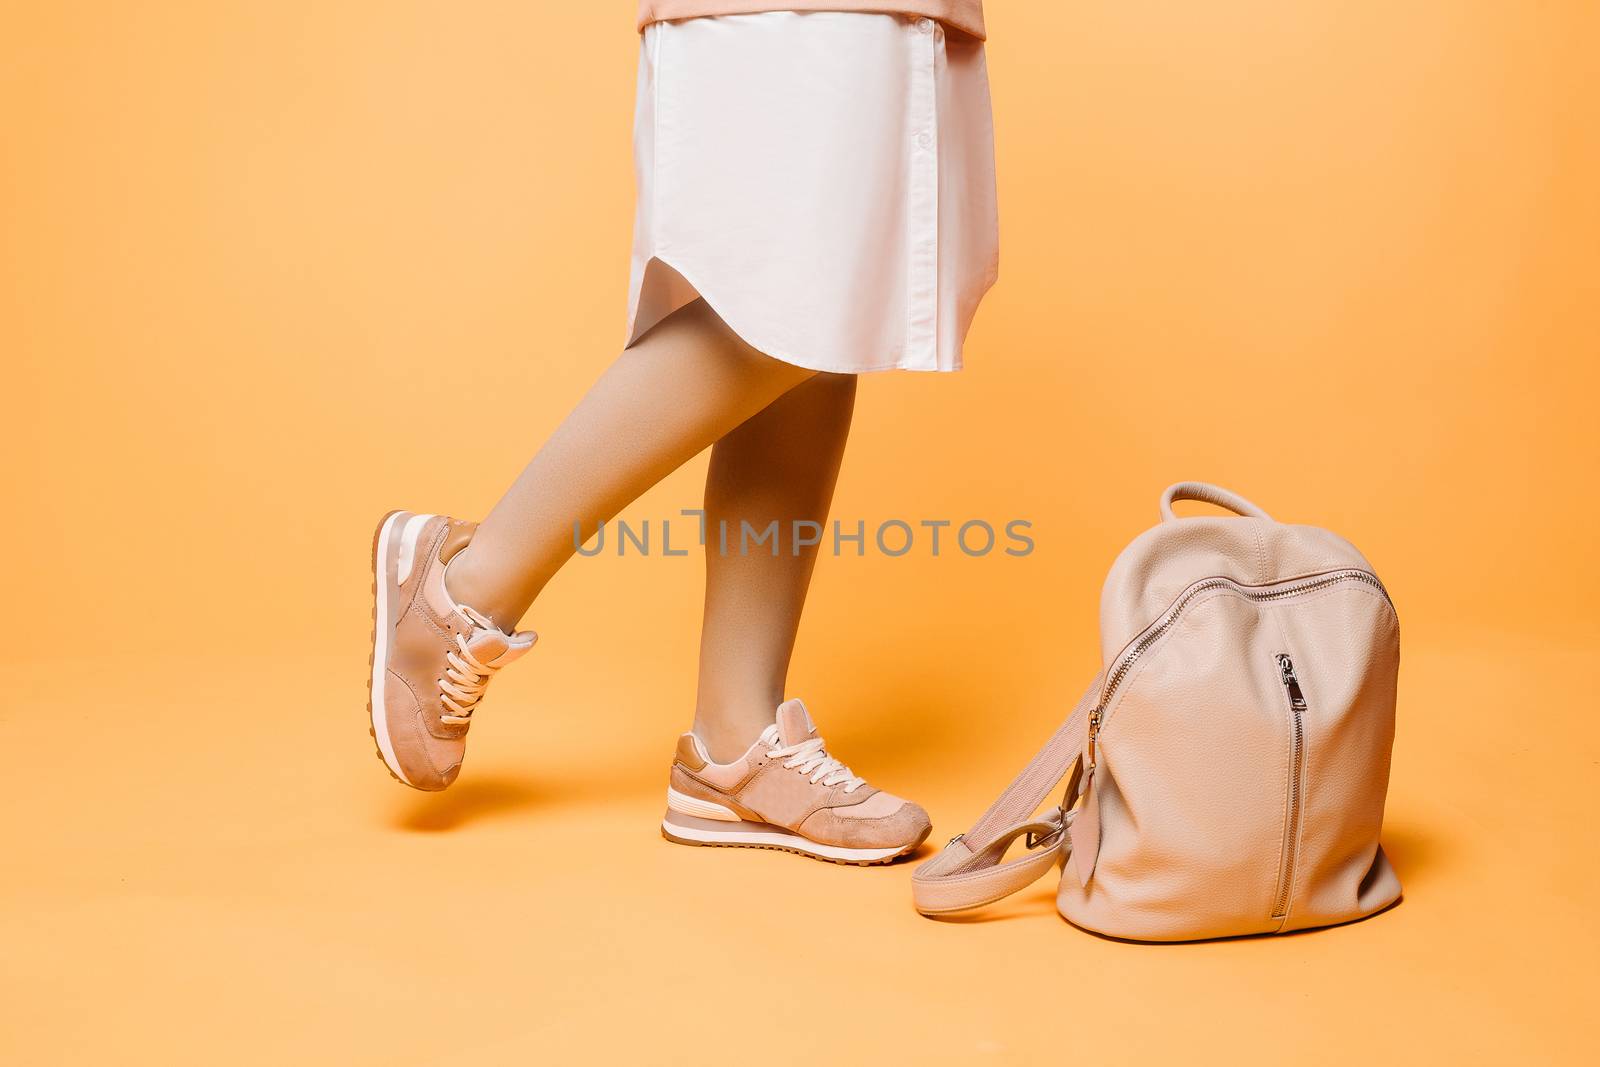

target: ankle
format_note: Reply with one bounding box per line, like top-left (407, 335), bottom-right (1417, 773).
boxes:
top-left (443, 547), bottom-right (520, 633)
top-left (692, 705), bottom-right (781, 763)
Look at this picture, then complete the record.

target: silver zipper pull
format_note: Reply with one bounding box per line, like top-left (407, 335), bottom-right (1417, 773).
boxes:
top-left (1277, 654), bottom-right (1308, 711)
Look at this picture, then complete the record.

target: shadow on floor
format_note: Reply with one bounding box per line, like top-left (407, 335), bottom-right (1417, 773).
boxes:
top-left (391, 776), bottom-right (549, 833)
top-left (1380, 821), bottom-right (1445, 883)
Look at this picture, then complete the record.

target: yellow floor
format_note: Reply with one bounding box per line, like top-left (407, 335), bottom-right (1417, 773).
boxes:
top-left (5, 627), bottom-right (1593, 1064)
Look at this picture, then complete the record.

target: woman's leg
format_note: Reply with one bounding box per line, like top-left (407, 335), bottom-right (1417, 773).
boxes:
top-left (690, 372), bottom-right (857, 761)
top-left (444, 299), bottom-right (816, 627)
top-left (660, 372), bottom-right (931, 861)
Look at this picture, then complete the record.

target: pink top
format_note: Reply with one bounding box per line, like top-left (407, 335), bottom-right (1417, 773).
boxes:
top-left (637, 1), bottom-right (986, 40)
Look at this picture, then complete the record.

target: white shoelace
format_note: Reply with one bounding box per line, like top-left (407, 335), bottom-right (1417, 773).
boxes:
top-left (438, 634), bottom-right (500, 725)
top-left (760, 725), bottom-right (867, 793)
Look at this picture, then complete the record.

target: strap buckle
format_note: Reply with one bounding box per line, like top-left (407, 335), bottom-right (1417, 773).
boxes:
top-left (1024, 820), bottom-right (1064, 851)
top-left (1026, 754), bottom-right (1088, 850)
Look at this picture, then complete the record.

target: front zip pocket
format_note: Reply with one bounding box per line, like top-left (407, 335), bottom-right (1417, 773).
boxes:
top-left (1272, 653), bottom-right (1308, 920)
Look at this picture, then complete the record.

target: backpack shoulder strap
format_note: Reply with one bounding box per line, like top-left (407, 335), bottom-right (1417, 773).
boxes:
top-left (911, 673), bottom-right (1101, 915)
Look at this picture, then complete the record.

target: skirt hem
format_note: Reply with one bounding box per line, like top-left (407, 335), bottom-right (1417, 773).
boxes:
top-left (626, 253), bottom-right (974, 375)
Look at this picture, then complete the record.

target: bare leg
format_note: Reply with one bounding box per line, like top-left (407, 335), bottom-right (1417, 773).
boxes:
top-left (691, 372), bottom-right (857, 761)
top-left (445, 299), bottom-right (816, 627)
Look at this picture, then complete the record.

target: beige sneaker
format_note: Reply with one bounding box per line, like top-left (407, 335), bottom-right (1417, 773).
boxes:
top-left (368, 511), bottom-right (536, 790)
top-left (662, 700), bottom-right (932, 865)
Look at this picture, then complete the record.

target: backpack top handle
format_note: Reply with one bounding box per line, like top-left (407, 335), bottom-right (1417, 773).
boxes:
top-left (1159, 482), bottom-right (1274, 523)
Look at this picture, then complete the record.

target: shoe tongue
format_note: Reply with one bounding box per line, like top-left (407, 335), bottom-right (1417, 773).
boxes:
top-left (459, 606), bottom-right (538, 667)
top-left (775, 698), bottom-right (816, 747)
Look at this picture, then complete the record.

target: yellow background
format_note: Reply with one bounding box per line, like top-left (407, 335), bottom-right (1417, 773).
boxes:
top-left (5, 2), bottom-right (1597, 1062)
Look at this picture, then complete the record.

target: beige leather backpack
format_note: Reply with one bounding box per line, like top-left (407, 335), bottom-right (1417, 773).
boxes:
top-left (913, 482), bottom-right (1402, 940)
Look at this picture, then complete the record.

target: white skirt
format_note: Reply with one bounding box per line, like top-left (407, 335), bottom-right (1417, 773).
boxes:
top-left (625, 12), bottom-right (999, 374)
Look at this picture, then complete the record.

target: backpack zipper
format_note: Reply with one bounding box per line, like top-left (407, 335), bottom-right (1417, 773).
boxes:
top-left (1272, 653), bottom-right (1308, 919)
top-left (1082, 569), bottom-right (1390, 904)
top-left (1088, 569), bottom-right (1387, 745)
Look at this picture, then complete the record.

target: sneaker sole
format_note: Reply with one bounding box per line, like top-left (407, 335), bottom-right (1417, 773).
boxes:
top-left (660, 810), bottom-right (926, 867)
top-left (368, 509), bottom-right (423, 788)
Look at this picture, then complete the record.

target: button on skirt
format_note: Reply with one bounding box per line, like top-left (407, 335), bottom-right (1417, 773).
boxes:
top-left (625, 12), bottom-right (999, 373)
